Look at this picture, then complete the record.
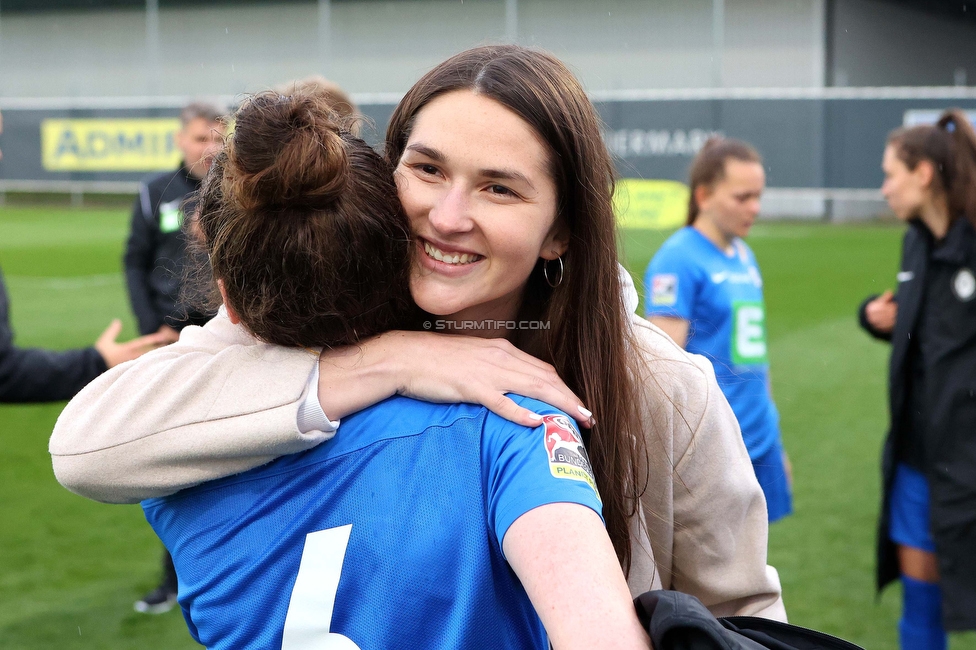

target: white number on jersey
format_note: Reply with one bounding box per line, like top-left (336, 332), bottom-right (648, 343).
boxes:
top-left (281, 524), bottom-right (361, 650)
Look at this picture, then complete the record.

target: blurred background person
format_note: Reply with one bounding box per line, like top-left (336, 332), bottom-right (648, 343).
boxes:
top-left (0, 110), bottom-right (163, 400)
top-left (858, 108), bottom-right (976, 650)
top-left (642, 137), bottom-right (792, 523)
top-left (123, 101), bottom-right (225, 344)
top-left (274, 74), bottom-right (358, 131)
top-left (122, 100), bottom-right (225, 615)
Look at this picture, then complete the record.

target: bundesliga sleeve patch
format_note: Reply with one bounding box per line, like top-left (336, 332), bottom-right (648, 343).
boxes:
top-left (542, 414), bottom-right (600, 499)
top-left (651, 273), bottom-right (678, 306)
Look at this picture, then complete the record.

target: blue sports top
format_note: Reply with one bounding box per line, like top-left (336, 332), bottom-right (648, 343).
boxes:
top-left (644, 226), bottom-right (780, 459)
top-left (142, 395), bottom-right (602, 650)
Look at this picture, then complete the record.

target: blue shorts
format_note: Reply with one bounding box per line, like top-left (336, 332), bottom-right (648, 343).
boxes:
top-left (889, 462), bottom-right (937, 553)
top-left (752, 439), bottom-right (793, 523)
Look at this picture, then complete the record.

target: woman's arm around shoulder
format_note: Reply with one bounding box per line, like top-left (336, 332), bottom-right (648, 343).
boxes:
top-left (51, 318), bottom-right (592, 504)
top-left (50, 313), bottom-right (321, 504)
top-left (628, 314), bottom-right (788, 622)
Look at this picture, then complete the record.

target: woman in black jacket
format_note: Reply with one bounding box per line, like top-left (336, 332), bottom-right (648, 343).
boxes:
top-left (859, 108), bottom-right (976, 649)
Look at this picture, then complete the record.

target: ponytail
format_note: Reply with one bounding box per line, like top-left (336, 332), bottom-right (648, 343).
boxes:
top-left (889, 108), bottom-right (976, 229)
top-left (938, 110), bottom-right (976, 227)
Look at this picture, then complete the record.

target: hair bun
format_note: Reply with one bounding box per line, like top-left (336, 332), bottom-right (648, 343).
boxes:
top-left (224, 91), bottom-right (349, 213)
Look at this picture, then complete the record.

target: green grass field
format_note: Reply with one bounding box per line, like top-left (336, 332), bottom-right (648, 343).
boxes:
top-left (0, 205), bottom-right (972, 649)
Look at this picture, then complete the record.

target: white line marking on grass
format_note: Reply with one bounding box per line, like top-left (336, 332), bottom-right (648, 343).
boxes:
top-left (5, 274), bottom-right (122, 290)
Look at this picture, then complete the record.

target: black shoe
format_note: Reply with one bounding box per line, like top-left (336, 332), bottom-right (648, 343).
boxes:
top-left (134, 584), bottom-right (177, 614)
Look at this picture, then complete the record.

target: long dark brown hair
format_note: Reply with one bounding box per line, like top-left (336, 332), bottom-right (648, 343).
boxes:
top-left (386, 45), bottom-right (646, 572)
top-left (888, 108), bottom-right (976, 228)
top-left (686, 136), bottom-right (762, 225)
top-left (194, 90), bottom-right (412, 348)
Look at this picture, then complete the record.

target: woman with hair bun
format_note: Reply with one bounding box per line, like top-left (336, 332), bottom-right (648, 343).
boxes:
top-left (859, 108), bottom-right (976, 649)
top-left (643, 137), bottom-right (792, 523)
top-left (53, 46), bottom-right (785, 624)
top-left (131, 89), bottom-right (648, 649)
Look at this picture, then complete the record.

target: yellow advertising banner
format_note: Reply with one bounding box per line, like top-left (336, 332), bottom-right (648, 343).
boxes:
top-left (613, 178), bottom-right (689, 230)
top-left (41, 118), bottom-right (182, 172)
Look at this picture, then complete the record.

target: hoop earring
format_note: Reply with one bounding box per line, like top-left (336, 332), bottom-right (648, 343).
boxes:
top-left (543, 256), bottom-right (564, 288)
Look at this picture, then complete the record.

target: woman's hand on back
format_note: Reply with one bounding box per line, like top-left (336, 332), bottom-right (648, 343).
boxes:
top-left (318, 331), bottom-right (592, 428)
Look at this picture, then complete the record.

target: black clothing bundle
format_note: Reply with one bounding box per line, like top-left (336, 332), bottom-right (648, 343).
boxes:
top-left (635, 590), bottom-right (863, 649)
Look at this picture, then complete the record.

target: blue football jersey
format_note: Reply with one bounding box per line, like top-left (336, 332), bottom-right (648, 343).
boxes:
top-left (143, 395), bottom-right (602, 650)
top-left (644, 226), bottom-right (780, 459)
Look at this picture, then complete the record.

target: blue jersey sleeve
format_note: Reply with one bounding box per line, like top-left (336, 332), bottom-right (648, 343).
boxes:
top-left (644, 238), bottom-right (701, 321)
top-left (481, 397), bottom-right (604, 551)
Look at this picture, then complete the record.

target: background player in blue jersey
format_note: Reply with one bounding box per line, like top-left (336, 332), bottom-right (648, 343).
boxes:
top-left (149, 88), bottom-right (646, 650)
top-left (644, 137), bottom-right (792, 522)
top-left (54, 46), bottom-right (785, 621)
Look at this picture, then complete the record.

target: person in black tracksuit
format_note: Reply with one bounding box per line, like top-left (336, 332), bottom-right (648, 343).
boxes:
top-left (124, 165), bottom-right (211, 337)
top-left (124, 102), bottom-right (225, 342)
top-left (123, 102), bottom-right (225, 614)
top-left (858, 109), bottom-right (976, 649)
top-left (1, 109), bottom-right (165, 617)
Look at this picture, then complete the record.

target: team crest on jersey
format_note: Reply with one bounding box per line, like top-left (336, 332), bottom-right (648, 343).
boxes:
top-left (651, 274), bottom-right (678, 306)
top-left (952, 268), bottom-right (976, 302)
top-left (542, 414), bottom-right (600, 499)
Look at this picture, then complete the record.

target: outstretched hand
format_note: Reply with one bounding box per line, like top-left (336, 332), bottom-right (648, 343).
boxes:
top-left (865, 290), bottom-right (897, 334)
top-left (156, 324), bottom-right (181, 344)
top-left (93, 319), bottom-right (170, 368)
top-left (318, 331), bottom-right (593, 429)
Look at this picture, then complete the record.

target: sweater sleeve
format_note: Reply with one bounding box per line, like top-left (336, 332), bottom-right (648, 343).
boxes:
top-left (668, 353), bottom-right (787, 621)
top-left (0, 344), bottom-right (107, 403)
top-left (629, 316), bottom-right (787, 622)
top-left (49, 314), bottom-right (331, 504)
top-left (0, 271), bottom-right (107, 403)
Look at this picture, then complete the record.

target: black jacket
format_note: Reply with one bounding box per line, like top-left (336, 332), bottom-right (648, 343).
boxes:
top-left (858, 217), bottom-right (976, 630)
top-left (123, 165), bottom-right (211, 335)
top-left (0, 269), bottom-right (106, 402)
